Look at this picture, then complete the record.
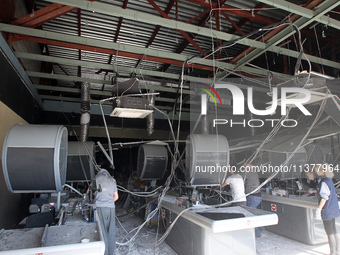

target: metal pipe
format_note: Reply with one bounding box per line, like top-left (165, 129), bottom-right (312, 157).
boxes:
top-left (201, 115), bottom-right (209, 134)
top-left (201, 94), bottom-right (209, 134)
top-left (57, 191), bottom-right (61, 211)
top-left (80, 82), bottom-right (91, 142)
top-left (97, 141), bottom-right (114, 167)
top-left (147, 90), bottom-right (155, 136)
top-left (63, 183), bottom-right (83, 197)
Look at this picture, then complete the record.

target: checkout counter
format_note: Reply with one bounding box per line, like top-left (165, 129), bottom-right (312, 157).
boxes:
top-left (161, 197), bottom-right (278, 255)
top-left (262, 194), bottom-right (340, 245)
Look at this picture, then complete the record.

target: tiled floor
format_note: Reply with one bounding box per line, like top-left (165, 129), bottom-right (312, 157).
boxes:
top-left (115, 208), bottom-right (331, 255)
top-left (256, 230), bottom-right (330, 255)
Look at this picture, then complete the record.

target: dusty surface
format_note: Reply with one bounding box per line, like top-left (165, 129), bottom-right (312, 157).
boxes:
top-left (0, 206), bottom-right (331, 254)
top-left (256, 229), bottom-right (330, 255)
top-left (115, 207), bottom-right (331, 255)
top-left (0, 212), bottom-right (100, 251)
top-left (0, 228), bottom-right (44, 251)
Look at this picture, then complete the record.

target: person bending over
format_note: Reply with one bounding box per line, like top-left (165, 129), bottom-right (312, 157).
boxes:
top-left (221, 168), bottom-right (246, 206)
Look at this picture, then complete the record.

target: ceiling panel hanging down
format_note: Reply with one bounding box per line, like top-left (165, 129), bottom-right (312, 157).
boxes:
top-left (0, 0), bottom-right (338, 129)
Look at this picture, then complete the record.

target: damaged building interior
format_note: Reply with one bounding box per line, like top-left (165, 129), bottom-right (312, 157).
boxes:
top-left (0, 0), bottom-right (340, 254)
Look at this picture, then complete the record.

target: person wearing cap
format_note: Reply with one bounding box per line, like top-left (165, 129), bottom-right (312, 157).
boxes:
top-left (95, 168), bottom-right (119, 255)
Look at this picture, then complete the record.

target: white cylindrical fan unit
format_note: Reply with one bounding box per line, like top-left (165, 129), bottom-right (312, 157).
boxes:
top-left (2, 124), bottom-right (68, 193)
top-left (186, 134), bottom-right (229, 186)
top-left (137, 144), bottom-right (168, 180)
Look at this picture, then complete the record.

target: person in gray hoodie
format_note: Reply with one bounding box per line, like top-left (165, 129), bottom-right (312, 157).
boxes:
top-left (95, 169), bottom-right (119, 255)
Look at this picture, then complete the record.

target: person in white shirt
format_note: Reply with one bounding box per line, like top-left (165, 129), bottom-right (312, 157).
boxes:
top-left (220, 169), bottom-right (246, 206)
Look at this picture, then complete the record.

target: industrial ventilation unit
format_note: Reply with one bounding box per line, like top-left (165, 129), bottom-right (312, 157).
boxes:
top-left (2, 124), bottom-right (68, 193)
top-left (186, 134), bottom-right (229, 186)
top-left (137, 143), bottom-right (168, 180)
top-left (66, 141), bottom-right (95, 182)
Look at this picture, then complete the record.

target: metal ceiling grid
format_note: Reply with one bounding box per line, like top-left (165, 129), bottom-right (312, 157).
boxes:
top-left (0, 0), bottom-right (338, 125)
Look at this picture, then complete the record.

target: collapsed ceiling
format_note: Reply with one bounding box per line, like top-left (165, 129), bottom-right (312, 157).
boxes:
top-left (0, 0), bottom-right (339, 139)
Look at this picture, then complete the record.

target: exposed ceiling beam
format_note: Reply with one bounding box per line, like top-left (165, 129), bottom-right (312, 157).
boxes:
top-left (35, 83), bottom-right (266, 105)
top-left (161, 10), bottom-right (211, 72)
top-left (12, 3), bottom-right (76, 28)
top-left (43, 100), bottom-right (191, 121)
top-left (27, 71), bottom-right (197, 94)
top-left (108, 0), bottom-right (129, 66)
top-left (113, 0), bottom-right (129, 43)
top-left (147, 0), bottom-right (209, 57)
top-left (227, 3), bottom-right (266, 35)
top-left (1, 24), bottom-right (295, 79)
top-left (134, 0), bottom-right (175, 69)
top-left (15, 51), bottom-right (218, 86)
top-left (42, 99), bottom-right (177, 114)
top-left (41, 95), bottom-right (192, 116)
top-left (41, 94), bottom-right (103, 104)
top-left (145, 0), bottom-right (175, 48)
top-left (215, 10), bottom-right (221, 59)
top-left (221, 12), bottom-right (245, 36)
top-left (9, 32), bottom-right (214, 71)
top-left (255, 0), bottom-right (340, 30)
top-left (185, 0), bottom-right (278, 24)
top-left (65, 125), bottom-right (189, 140)
top-left (232, 0), bottom-right (335, 65)
top-left (0, 33), bottom-right (44, 109)
top-left (41, 0), bottom-right (284, 50)
top-left (40, 0), bottom-right (339, 73)
top-left (25, 68), bottom-right (270, 95)
top-left (36, 84), bottom-right (191, 104)
top-left (217, 0), bottom-right (340, 79)
top-left (16, 52), bottom-right (270, 92)
top-left (35, 84), bottom-right (111, 96)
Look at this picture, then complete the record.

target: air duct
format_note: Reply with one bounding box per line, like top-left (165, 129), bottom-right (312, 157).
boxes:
top-left (201, 93), bottom-right (209, 134)
top-left (201, 115), bottom-right (209, 134)
top-left (147, 91), bottom-right (155, 136)
top-left (2, 124), bottom-right (68, 193)
top-left (112, 77), bottom-right (141, 96)
top-left (80, 82), bottom-right (91, 142)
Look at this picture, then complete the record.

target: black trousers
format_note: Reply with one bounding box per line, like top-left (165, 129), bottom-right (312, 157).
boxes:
top-left (323, 218), bottom-right (340, 255)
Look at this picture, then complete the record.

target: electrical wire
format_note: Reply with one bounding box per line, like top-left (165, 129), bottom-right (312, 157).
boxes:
top-left (244, 90), bottom-right (329, 196)
top-left (118, 14), bottom-right (316, 250)
top-left (117, 185), bottom-right (163, 197)
top-left (116, 107), bottom-right (181, 247)
top-left (136, 20), bottom-right (316, 249)
top-left (99, 92), bottom-right (159, 169)
top-left (155, 98), bottom-right (328, 244)
top-left (63, 183), bottom-right (83, 197)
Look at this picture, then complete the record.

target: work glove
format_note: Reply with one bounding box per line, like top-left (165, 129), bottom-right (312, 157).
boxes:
top-left (315, 208), bottom-right (322, 220)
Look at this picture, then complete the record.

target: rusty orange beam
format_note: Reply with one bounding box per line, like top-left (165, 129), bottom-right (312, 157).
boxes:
top-left (12, 3), bottom-right (76, 28)
top-left (11, 34), bottom-right (215, 71)
top-left (186, 0), bottom-right (278, 24)
top-left (221, 12), bottom-right (245, 36)
top-left (147, 0), bottom-right (209, 58)
top-left (231, 0), bottom-right (324, 64)
top-left (215, 10), bottom-right (221, 59)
